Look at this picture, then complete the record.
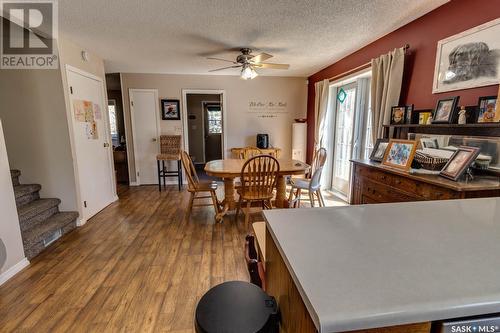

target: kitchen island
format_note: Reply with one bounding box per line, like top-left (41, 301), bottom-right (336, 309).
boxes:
top-left (263, 198), bottom-right (500, 333)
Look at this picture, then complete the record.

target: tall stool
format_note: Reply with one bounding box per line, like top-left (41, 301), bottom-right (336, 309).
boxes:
top-left (156, 135), bottom-right (182, 191)
top-left (195, 281), bottom-right (279, 333)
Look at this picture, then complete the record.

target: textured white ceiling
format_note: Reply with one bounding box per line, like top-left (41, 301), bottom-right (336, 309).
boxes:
top-left (59, 0), bottom-right (448, 77)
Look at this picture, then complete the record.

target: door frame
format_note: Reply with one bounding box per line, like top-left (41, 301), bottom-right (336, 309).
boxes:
top-left (181, 89), bottom-right (227, 159)
top-left (201, 100), bottom-right (222, 163)
top-left (64, 65), bottom-right (117, 225)
top-left (128, 88), bottom-right (160, 185)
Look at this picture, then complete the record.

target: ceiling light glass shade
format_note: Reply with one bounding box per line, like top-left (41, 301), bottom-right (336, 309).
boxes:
top-left (241, 65), bottom-right (258, 80)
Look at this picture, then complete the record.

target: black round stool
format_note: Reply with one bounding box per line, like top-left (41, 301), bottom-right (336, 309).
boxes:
top-left (195, 281), bottom-right (279, 333)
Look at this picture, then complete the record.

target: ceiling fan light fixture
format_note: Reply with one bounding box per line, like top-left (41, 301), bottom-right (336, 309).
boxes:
top-left (241, 65), bottom-right (258, 80)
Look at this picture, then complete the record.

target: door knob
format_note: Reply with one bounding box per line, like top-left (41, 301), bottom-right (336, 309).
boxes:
top-left (152, 138), bottom-right (157, 142)
top-left (103, 142), bottom-right (110, 148)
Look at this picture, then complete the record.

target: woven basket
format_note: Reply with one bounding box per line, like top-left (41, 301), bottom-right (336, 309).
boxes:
top-left (414, 151), bottom-right (449, 171)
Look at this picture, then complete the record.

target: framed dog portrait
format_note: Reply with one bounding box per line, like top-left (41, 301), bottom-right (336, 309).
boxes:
top-left (432, 18), bottom-right (500, 93)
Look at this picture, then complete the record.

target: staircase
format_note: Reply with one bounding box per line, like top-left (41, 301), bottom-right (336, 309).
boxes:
top-left (11, 169), bottom-right (79, 260)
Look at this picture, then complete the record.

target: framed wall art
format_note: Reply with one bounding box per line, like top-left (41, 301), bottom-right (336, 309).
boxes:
top-left (432, 18), bottom-right (500, 93)
top-left (161, 99), bottom-right (180, 120)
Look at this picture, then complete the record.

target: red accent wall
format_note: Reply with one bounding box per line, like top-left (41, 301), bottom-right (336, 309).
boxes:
top-left (306, 0), bottom-right (500, 162)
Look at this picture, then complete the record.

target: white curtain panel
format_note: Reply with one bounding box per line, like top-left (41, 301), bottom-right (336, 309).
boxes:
top-left (370, 47), bottom-right (405, 142)
top-left (314, 78), bottom-right (330, 148)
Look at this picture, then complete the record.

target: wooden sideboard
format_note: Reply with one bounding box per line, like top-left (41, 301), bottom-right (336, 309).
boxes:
top-left (231, 147), bottom-right (281, 158)
top-left (350, 160), bottom-right (500, 205)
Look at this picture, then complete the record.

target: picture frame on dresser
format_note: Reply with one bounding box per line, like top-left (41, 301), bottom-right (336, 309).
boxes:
top-left (439, 146), bottom-right (481, 181)
top-left (382, 139), bottom-right (418, 171)
top-left (477, 96), bottom-right (498, 123)
top-left (432, 96), bottom-right (459, 124)
top-left (370, 139), bottom-right (389, 162)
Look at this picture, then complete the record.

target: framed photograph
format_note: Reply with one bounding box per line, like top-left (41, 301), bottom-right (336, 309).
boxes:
top-left (411, 110), bottom-right (433, 124)
top-left (161, 99), bottom-right (180, 120)
top-left (369, 139), bottom-right (389, 162)
top-left (405, 104), bottom-right (414, 124)
top-left (432, 18), bottom-right (500, 93)
top-left (420, 138), bottom-right (439, 149)
top-left (477, 96), bottom-right (498, 123)
top-left (440, 146), bottom-right (481, 181)
top-left (382, 139), bottom-right (418, 171)
top-left (390, 106), bottom-right (406, 125)
top-left (432, 96), bottom-right (459, 124)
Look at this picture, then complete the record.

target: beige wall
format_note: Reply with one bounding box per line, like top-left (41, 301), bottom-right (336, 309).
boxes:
top-left (186, 93), bottom-right (221, 163)
top-left (0, 120), bottom-right (26, 280)
top-left (0, 46), bottom-right (78, 211)
top-left (121, 73), bottom-right (307, 182)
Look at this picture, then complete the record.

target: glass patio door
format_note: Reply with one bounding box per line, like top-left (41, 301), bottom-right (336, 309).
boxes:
top-left (331, 82), bottom-right (357, 196)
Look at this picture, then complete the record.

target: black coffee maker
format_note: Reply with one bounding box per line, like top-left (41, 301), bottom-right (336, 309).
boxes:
top-left (256, 134), bottom-right (269, 149)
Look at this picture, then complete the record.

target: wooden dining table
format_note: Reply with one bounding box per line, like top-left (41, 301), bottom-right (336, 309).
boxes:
top-left (205, 158), bottom-right (310, 221)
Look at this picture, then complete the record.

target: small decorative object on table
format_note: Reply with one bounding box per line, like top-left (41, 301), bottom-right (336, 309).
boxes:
top-left (414, 151), bottom-right (449, 171)
top-left (161, 99), bottom-right (180, 120)
top-left (382, 139), bottom-right (418, 171)
top-left (477, 96), bottom-right (498, 123)
top-left (439, 146), bottom-right (481, 181)
top-left (390, 106), bottom-right (406, 125)
top-left (369, 139), bottom-right (389, 162)
top-left (432, 96), bottom-right (460, 124)
top-left (458, 106), bottom-right (467, 124)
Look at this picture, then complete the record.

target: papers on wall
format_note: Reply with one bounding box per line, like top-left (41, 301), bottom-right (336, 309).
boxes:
top-left (73, 99), bottom-right (99, 140)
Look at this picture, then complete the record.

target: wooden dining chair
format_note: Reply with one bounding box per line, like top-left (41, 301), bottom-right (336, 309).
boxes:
top-left (180, 151), bottom-right (221, 219)
top-left (236, 155), bottom-right (280, 229)
top-left (289, 148), bottom-right (327, 207)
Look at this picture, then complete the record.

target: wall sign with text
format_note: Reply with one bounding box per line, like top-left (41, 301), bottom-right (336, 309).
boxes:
top-left (248, 101), bottom-right (289, 118)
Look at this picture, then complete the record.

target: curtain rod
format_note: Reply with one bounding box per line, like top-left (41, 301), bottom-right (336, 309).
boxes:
top-left (328, 44), bottom-right (410, 83)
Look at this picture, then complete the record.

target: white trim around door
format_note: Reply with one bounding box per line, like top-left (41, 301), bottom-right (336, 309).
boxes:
top-left (181, 89), bottom-right (227, 159)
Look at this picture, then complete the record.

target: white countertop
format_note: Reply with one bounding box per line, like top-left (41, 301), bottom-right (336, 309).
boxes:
top-left (263, 198), bottom-right (500, 333)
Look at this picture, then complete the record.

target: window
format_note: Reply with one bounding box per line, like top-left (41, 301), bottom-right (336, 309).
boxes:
top-left (206, 106), bottom-right (222, 134)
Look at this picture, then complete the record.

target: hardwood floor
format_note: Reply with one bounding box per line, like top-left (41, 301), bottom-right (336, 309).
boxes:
top-left (0, 185), bottom-right (249, 332)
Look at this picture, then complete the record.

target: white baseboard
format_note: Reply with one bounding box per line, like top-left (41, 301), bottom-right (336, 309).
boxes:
top-left (129, 181), bottom-right (138, 186)
top-left (77, 217), bottom-right (87, 227)
top-left (0, 257), bottom-right (30, 286)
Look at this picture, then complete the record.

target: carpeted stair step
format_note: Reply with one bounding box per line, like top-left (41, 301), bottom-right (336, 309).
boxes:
top-left (14, 184), bottom-right (42, 207)
top-left (18, 198), bottom-right (61, 232)
top-left (22, 211), bottom-right (79, 260)
top-left (11, 169), bottom-right (21, 186)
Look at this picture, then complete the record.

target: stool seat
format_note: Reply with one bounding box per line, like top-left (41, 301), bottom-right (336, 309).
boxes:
top-left (195, 281), bottom-right (278, 333)
top-left (156, 153), bottom-right (180, 161)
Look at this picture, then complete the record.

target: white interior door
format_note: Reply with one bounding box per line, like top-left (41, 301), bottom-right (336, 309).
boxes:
top-left (67, 67), bottom-right (115, 221)
top-left (129, 89), bottom-right (160, 185)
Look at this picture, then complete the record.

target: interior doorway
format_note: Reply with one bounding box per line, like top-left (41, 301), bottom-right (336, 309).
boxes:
top-left (182, 90), bottom-right (226, 180)
top-left (105, 73), bottom-right (129, 192)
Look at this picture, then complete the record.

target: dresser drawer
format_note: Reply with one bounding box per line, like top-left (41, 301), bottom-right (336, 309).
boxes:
top-left (356, 165), bottom-right (393, 185)
top-left (361, 179), bottom-right (422, 203)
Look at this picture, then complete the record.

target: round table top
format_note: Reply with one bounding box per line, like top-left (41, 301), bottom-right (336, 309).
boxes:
top-left (204, 158), bottom-right (310, 178)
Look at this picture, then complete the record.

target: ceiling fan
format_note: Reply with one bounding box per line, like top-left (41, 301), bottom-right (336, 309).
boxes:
top-left (208, 48), bottom-right (290, 80)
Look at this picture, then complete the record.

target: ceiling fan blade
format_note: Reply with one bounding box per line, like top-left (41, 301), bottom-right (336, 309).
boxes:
top-left (207, 57), bottom-right (238, 64)
top-left (253, 63), bottom-right (290, 70)
top-left (209, 65), bottom-right (242, 72)
top-left (250, 53), bottom-right (273, 63)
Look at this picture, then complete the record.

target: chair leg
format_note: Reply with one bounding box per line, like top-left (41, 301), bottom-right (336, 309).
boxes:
top-left (309, 191), bottom-right (315, 207)
top-left (157, 160), bottom-right (161, 192)
top-left (187, 192), bottom-right (195, 219)
top-left (288, 186), bottom-right (295, 201)
top-left (244, 201), bottom-right (251, 230)
top-left (209, 190), bottom-right (219, 216)
top-left (177, 160), bottom-right (182, 191)
top-left (162, 160), bottom-right (166, 188)
top-left (297, 189), bottom-right (302, 208)
top-left (317, 189), bottom-right (325, 207)
top-left (235, 196), bottom-right (242, 219)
